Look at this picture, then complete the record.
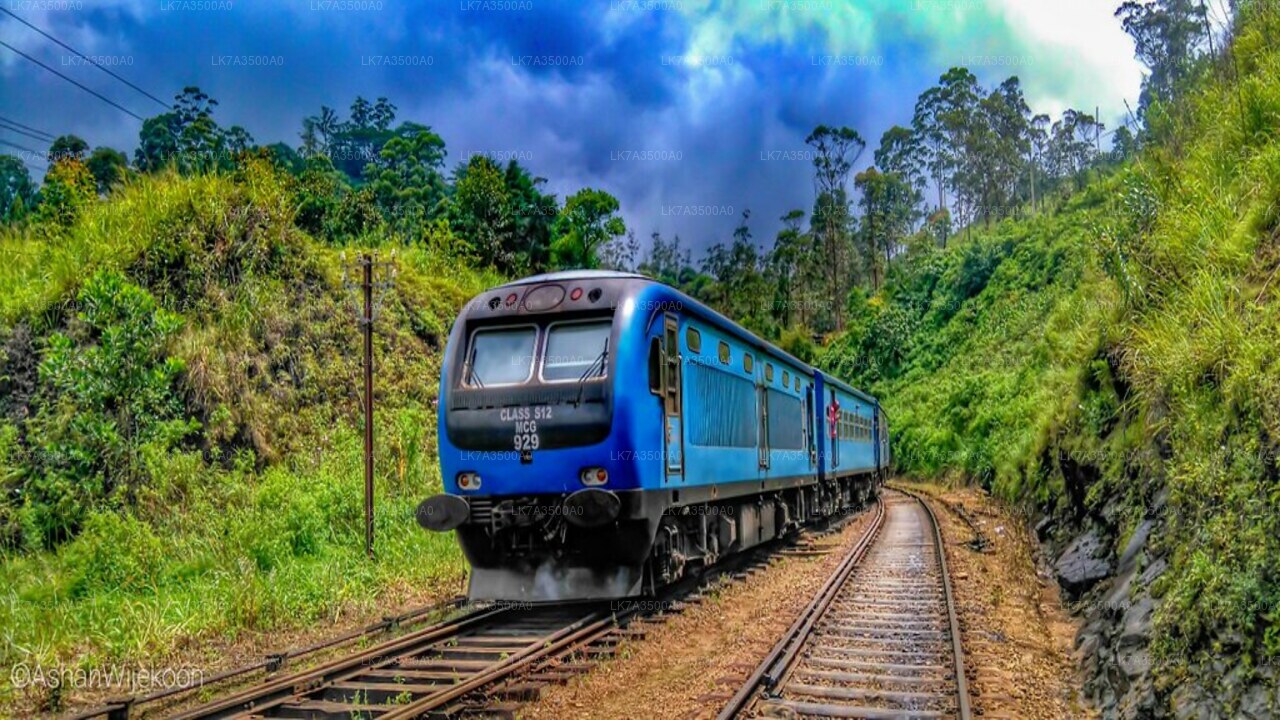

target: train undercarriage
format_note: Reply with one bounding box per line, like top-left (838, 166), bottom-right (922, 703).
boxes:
top-left (435, 471), bottom-right (883, 601)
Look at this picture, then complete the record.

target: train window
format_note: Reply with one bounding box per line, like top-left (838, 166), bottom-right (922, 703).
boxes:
top-left (686, 327), bottom-right (702, 353)
top-left (465, 325), bottom-right (537, 387)
top-left (541, 320), bottom-right (611, 382)
top-left (744, 353), bottom-right (754, 373)
top-left (648, 337), bottom-right (662, 395)
top-left (794, 377), bottom-right (801, 392)
top-left (765, 363), bottom-right (774, 382)
top-left (718, 341), bottom-right (731, 365)
top-left (782, 370), bottom-right (790, 388)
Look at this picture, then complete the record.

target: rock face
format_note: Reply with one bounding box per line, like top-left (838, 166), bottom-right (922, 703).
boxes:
top-left (1044, 507), bottom-right (1279, 720)
top-left (1055, 529), bottom-right (1112, 597)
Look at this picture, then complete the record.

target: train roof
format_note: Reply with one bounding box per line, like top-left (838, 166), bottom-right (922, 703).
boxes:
top-left (489, 270), bottom-right (879, 406)
top-left (495, 270), bottom-right (648, 287)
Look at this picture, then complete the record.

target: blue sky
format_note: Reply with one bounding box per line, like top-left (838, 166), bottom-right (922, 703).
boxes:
top-left (0, 0), bottom-right (1142, 254)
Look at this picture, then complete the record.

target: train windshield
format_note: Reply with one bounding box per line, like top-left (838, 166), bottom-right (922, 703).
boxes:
top-left (465, 325), bottom-right (536, 387)
top-left (541, 320), bottom-right (611, 382)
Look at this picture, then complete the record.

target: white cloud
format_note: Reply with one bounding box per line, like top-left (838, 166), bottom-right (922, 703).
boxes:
top-left (987, 0), bottom-right (1143, 125)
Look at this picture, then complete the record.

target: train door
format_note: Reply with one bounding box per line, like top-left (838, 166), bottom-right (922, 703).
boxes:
top-left (828, 388), bottom-right (840, 469)
top-left (872, 401), bottom-right (881, 471)
top-left (757, 381), bottom-right (770, 469)
top-left (662, 314), bottom-right (683, 478)
top-left (803, 386), bottom-right (815, 467)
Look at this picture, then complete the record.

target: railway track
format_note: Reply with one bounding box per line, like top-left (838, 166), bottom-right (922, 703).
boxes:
top-left (720, 489), bottom-right (971, 719)
top-left (68, 505), bottom-right (871, 720)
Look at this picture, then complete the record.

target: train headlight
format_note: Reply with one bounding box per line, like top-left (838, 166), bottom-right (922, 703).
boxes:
top-left (580, 467), bottom-right (608, 487)
top-left (456, 472), bottom-right (482, 491)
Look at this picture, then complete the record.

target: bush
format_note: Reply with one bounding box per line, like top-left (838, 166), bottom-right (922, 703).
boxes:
top-left (19, 271), bottom-right (197, 545)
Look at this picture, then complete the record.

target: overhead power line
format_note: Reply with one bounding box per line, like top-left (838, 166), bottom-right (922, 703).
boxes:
top-left (0, 7), bottom-right (171, 110)
top-left (0, 40), bottom-right (145, 121)
top-left (0, 114), bottom-right (55, 141)
top-left (0, 137), bottom-right (43, 155)
top-left (0, 121), bottom-right (54, 143)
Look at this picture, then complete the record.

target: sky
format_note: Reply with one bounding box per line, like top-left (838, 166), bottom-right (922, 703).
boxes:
top-left (0, 0), bottom-right (1143, 256)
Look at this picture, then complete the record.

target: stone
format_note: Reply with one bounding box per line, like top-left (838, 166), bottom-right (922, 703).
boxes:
top-left (1119, 596), bottom-right (1154, 647)
top-left (1055, 529), bottom-right (1112, 596)
top-left (1117, 645), bottom-right (1151, 678)
top-left (1035, 514), bottom-right (1055, 540)
top-left (1118, 519), bottom-right (1153, 574)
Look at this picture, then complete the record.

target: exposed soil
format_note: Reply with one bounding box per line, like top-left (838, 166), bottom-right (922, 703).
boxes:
top-left (911, 482), bottom-right (1095, 719)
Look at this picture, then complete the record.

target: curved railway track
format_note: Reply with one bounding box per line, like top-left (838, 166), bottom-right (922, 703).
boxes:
top-left (720, 489), bottom-right (971, 719)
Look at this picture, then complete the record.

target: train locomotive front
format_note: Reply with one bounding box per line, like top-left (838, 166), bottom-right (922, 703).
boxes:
top-left (418, 270), bottom-right (888, 602)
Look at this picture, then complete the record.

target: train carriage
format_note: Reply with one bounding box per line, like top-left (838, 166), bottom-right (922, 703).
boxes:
top-left (419, 270), bottom-right (890, 601)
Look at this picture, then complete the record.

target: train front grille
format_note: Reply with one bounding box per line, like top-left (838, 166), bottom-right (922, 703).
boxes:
top-left (469, 499), bottom-right (494, 525)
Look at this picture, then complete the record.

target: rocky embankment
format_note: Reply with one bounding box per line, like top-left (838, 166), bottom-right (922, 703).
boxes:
top-left (1041, 493), bottom-right (1277, 719)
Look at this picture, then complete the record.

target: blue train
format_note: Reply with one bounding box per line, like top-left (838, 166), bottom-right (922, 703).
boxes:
top-left (418, 270), bottom-right (889, 601)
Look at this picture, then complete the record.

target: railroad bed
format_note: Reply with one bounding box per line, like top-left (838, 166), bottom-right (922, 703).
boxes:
top-left (721, 490), bottom-right (971, 719)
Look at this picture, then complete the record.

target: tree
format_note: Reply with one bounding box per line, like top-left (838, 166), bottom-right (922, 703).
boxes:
top-left (1116, 0), bottom-right (1211, 119)
top-left (854, 167), bottom-right (916, 291)
top-left (364, 123), bottom-right (448, 228)
top-left (0, 156), bottom-right (35, 222)
top-left (874, 126), bottom-right (926, 192)
top-left (1046, 109), bottom-right (1104, 190)
top-left (86, 147), bottom-right (129, 195)
top-left (135, 87), bottom-right (243, 173)
top-left (767, 209), bottom-right (809, 327)
top-left (372, 97), bottom-right (397, 132)
top-left (638, 231), bottom-right (693, 286)
top-left (1111, 125), bottom-right (1140, 162)
top-left (550, 188), bottom-right (626, 269)
top-left (805, 125), bottom-right (865, 330)
top-left (1028, 113), bottom-right (1051, 211)
top-left (301, 105), bottom-right (340, 157)
top-left (48, 135), bottom-right (89, 163)
top-left (36, 158), bottom-right (96, 226)
top-left (502, 160), bottom-right (559, 273)
top-left (599, 229), bottom-right (641, 272)
top-left (447, 155), bottom-right (514, 269)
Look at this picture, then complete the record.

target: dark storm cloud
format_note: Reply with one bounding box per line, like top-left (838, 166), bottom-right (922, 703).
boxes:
top-left (0, 0), bottom-right (967, 258)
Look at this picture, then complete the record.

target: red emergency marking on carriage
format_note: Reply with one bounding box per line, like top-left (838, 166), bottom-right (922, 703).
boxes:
top-left (827, 400), bottom-right (840, 438)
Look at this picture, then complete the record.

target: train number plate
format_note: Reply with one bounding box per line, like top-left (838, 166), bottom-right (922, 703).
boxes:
top-left (502, 406), bottom-right (552, 451)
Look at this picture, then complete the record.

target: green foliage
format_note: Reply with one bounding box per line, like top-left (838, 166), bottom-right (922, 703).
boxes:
top-left (0, 155), bottom-right (34, 223)
top-left (551, 187), bottom-right (626, 269)
top-left (22, 271), bottom-right (195, 546)
top-left (86, 147), bottom-right (130, 195)
top-left (34, 159), bottom-right (96, 228)
top-left (821, 0), bottom-right (1280, 691)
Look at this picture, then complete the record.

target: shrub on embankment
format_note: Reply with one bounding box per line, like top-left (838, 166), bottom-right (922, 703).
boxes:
top-left (0, 158), bottom-right (495, 711)
top-left (822, 1), bottom-right (1280, 710)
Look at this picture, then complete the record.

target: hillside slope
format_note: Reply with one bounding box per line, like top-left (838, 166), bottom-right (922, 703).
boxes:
top-left (822, 4), bottom-right (1280, 715)
top-left (0, 159), bottom-right (497, 713)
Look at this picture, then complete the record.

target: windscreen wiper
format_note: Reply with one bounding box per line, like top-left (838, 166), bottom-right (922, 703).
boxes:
top-left (463, 349), bottom-right (485, 388)
top-left (572, 339), bottom-right (609, 406)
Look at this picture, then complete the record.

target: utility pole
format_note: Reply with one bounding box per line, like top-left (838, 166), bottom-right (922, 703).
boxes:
top-left (343, 250), bottom-right (395, 560)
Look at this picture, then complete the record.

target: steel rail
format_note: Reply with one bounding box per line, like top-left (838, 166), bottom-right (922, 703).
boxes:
top-left (896, 484), bottom-right (973, 720)
top-left (716, 495), bottom-right (887, 719)
top-left (720, 488), bottom-right (972, 720)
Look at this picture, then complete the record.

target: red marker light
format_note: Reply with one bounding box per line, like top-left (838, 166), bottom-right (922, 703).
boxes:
top-left (570, 287), bottom-right (583, 301)
top-left (505, 293), bottom-right (518, 306)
